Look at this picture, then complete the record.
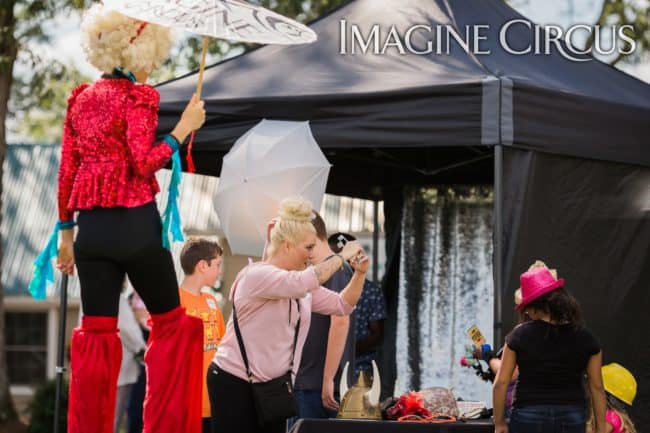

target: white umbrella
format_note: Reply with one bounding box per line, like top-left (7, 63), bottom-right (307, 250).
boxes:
top-left (214, 119), bottom-right (331, 256)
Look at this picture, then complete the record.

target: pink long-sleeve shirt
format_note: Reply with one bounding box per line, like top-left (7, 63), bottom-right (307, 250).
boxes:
top-left (214, 261), bottom-right (355, 383)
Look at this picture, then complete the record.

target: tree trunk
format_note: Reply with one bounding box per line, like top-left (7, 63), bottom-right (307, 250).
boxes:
top-left (0, 0), bottom-right (19, 423)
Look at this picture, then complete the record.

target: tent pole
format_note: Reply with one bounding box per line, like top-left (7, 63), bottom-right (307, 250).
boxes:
top-left (373, 200), bottom-right (379, 284)
top-left (53, 273), bottom-right (69, 433)
top-left (493, 145), bottom-right (503, 347)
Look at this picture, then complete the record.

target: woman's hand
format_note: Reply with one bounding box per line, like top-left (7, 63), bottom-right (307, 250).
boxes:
top-left (181, 93), bottom-right (206, 130)
top-left (266, 217), bottom-right (280, 242)
top-left (56, 229), bottom-right (75, 275)
top-left (261, 217), bottom-right (281, 261)
top-left (339, 240), bottom-right (363, 261)
top-left (350, 252), bottom-right (369, 274)
top-left (172, 94), bottom-right (206, 142)
top-left (134, 310), bottom-right (151, 331)
top-left (494, 420), bottom-right (508, 433)
top-left (321, 378), bottom-right (339, 412)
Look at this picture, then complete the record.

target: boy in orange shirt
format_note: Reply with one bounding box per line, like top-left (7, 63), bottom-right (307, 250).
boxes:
top-left (179, 238), bottom-right (226, 433)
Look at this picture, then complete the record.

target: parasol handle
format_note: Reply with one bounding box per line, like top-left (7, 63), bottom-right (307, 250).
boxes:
top-left (53, 273), bottom-right (69, 433)
top-left (187, 36), bottom-right (209, 173)
top-left (196, 36), bottom-right (209, 98)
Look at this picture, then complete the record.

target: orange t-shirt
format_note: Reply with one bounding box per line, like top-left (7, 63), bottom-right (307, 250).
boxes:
top-left (179, 289), bottom-right (226, 418)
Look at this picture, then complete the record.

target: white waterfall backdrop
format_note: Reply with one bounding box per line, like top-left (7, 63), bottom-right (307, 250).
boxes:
top-left (395, 186), bottom-right (495, 405)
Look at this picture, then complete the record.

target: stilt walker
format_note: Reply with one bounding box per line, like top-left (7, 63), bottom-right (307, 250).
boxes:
top-left (31, 5), bottom-right (206, 433)
top-left (27, 2), bottom-right (319, 432)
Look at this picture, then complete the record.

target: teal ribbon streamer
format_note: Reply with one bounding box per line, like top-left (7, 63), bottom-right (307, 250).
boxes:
top-left (28, 223), bottom-right (60, 300)
top-left (161, 149), bottom-right (184, 250)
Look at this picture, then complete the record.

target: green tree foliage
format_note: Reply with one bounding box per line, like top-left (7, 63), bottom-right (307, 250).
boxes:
top-left (27, 379), bottom-right (68, 433)
top-left (585, 0), bottom-right (650, 65)
top-left (11, 61), bottom-right (91, 141)
top-left (7, 0), bottom-right (92, 140)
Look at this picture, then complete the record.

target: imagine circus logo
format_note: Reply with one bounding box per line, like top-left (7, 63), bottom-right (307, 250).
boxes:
top-left (338, 19), bottom-right (636, 62)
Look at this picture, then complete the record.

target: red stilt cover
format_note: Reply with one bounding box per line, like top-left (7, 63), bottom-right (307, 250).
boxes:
top-left (143, 306), bottom-right (203, 433)
top-left (67, 316), bottom-right (121, 433)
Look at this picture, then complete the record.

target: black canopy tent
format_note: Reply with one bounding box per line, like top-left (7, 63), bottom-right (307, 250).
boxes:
top-left (157, 0), bottom-right (650, 422)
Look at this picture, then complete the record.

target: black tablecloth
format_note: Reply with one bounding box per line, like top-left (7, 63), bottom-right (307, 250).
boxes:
top-left (289, 419), bottom-right (493, 433)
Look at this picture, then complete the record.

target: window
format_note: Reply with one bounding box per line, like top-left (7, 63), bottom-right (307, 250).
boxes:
top-left (5, 312), bottom-right (47, 385)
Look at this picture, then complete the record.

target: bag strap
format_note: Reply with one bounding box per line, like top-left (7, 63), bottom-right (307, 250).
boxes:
top-left (232, 304), bottom-right (253, 382)
top-left (288, 300), bottom-right (301, 373)
top-left (232, 297), bottom-right (301, 383)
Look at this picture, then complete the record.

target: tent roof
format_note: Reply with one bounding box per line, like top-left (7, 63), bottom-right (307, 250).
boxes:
top-left (157, 0), bottom-right (650, 198)
top-left (452, 0), bottom-right (650, 108)
top-left (160, 0), bottom-right (650, 106)
top-left (158, 0), bottom-right (492, 99)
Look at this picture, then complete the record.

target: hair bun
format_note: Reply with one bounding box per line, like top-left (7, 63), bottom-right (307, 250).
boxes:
top-left (278, 197), bottom-right (313, 223)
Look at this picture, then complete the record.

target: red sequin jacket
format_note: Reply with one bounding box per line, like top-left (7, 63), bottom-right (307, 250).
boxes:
top-left (57, 78), bottom-right (173, 222)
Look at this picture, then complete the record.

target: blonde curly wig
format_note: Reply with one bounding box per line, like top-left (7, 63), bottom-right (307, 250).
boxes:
top-left (81, 3), bottom-right (173, 74)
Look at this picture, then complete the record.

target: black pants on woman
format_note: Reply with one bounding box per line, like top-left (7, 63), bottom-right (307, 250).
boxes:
top-left (74, 202), bottom-right (180, 316)
top-left (207, 363), bottom-right (286, 433)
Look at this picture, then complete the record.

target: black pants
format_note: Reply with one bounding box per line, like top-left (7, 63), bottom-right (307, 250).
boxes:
top-left (202, 417), bottom-right (212, 433)
top-left (75, 202), bottom-right (180, 316)
top-left (207, 363), bottom-right (285, 433)
top-left (127, 360), bottom-right (146, 433)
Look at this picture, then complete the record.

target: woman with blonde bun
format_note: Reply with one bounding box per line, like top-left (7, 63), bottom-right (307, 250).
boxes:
top-left (52, 4), bottom-right (206, 433)
top-left (208, 197), bottom-right (369, 433)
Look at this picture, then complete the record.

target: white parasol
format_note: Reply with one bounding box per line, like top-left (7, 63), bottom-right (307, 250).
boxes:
top-left (103, 0), bottom-right (317, 95)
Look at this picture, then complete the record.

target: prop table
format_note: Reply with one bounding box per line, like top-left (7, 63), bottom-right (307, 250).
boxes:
top-left (290, 419), bottom-right (493, 433)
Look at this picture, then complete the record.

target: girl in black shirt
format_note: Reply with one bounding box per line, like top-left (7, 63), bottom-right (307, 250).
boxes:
top-left (493, 265), bottom-right (607, 433)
